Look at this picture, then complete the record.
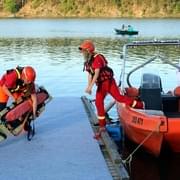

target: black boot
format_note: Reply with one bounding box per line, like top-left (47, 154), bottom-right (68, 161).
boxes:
top-left (24, 121), bottom-right (31, 131)
top-left (7, 120), bottom-right (22, 130)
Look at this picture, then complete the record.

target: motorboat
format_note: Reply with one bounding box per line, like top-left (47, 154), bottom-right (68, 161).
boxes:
top-left (117, 40), bottom-right (180, 156)
top-left (114, 28), bottom-right (138, 35)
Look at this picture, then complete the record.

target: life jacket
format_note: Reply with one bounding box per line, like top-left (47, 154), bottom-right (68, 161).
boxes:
top-left (84, 54), bottom-right (113, 83)
top-left (7, 66), bottom-right (28, 94)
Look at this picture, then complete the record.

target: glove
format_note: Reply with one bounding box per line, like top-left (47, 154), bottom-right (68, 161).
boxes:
top-left (131, 100), bottom-right (144, 109)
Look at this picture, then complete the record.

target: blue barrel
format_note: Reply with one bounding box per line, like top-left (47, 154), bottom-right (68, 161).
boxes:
top-left (106, 123), bottom-right (122, 142)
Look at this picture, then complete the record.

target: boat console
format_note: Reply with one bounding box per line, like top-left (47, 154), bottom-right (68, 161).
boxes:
top-left (139, 73), bottom-right (163, 111)
top-left (138, 73), bottom-right (180, 117)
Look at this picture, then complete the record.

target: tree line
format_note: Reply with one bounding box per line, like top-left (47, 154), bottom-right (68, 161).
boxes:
top-left (1, 0), bottom-right (180, 17)
top-left (1, 0), bottom-right (27, 14)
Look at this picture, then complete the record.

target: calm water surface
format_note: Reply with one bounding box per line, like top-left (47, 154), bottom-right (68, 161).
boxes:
top-left (0, 18), bottom-right (180, 180)
top-left (0, 18), bottom-right (180, 97)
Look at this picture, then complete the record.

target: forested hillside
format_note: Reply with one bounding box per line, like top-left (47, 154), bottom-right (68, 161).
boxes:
top-left (0, 0), bottom-right (180, 18)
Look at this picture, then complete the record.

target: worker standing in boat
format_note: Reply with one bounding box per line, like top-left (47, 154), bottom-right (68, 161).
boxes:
top-left (127, 25), bottom-right (133, 32)
top-left (121, 24), bottom-right (125, 30)
top-left (79, 40), bottom-right (144, 139)
top-left (0, 66), bottom-right (37, 128)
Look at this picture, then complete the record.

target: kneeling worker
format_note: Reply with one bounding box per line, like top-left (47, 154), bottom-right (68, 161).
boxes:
top-left (0, 66), bottom-right (37, 128)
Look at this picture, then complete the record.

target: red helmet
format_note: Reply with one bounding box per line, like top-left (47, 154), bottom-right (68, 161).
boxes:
top-left (79, 40), bottom-right (95, 53)
top-left (22, 66), bottom-right (36, 83)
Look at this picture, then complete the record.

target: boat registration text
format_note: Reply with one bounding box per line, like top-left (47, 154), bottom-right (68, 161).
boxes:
top-left (132, 116), bottom-right (143, 125)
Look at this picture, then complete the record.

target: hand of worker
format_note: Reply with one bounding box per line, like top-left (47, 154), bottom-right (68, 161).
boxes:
top-left (16, 97), bottom-right (23, 104)
top-left (32, 113), bottom-right (37, 120)
top-left (85, 86), bottom-right (92, 95)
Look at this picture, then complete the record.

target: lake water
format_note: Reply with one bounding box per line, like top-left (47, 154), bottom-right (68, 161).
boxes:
top-left (0, 18), bottom-right (180, 180)
top-left (0, 18), bottom-right (180, 98)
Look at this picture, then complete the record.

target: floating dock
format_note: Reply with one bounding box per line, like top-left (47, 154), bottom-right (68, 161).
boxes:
top-left (0, 97), bottom-right (129, 180)
top-left (82, 96), bottom-right (129, 180)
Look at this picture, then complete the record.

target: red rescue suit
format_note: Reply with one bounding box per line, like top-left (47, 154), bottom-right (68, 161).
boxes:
top-left (84, 54), bottom-right (143, 127)
top-left (0, 67), bottom-right (35, 110)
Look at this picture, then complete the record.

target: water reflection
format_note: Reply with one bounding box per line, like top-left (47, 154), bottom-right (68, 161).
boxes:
top-left (0, 37), bottom-right (179, 96)
top-left (121, 138), bottom-right (180, 180)
top-left (0, 38), bottom-right (91, 96)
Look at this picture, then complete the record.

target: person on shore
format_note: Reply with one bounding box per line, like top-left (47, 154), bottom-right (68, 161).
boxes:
top-left (0, 66), bottom-right (37, 128)
top-left (79, 40), bottom-right (144, 139)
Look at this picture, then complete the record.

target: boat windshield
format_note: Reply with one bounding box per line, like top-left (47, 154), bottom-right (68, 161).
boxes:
top-left (140, 73), bottom-right (162, 89)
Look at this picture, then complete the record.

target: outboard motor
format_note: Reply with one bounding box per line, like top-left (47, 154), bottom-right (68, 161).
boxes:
top-left (139, 73), bottom-right (162, 110)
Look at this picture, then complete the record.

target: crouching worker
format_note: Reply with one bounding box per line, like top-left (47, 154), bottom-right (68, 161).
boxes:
top-left (79, 40), bottom-right (144, 140)
top-left (0, 66), bottom-right (37, 130)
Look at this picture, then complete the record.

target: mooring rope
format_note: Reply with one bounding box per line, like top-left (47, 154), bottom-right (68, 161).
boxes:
top-left (122, 121), bottom-right (162, 172)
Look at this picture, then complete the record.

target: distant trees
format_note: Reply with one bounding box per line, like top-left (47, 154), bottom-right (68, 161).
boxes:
top-left (3, 0), bottom-right (18, 14)
top-left (1, 0), bottom-right (180, 17)
top-left (115, 0), bottom-right (180, 16)
top-left (3, 0), bottom-right (27, 14)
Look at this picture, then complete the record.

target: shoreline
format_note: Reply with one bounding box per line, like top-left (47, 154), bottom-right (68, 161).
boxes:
top-left (0, 15), bottom-right (180, 19)
top-left (0, 0), bottom-right (179, 20)
top-left (0, 12), bottom-right (180, 19)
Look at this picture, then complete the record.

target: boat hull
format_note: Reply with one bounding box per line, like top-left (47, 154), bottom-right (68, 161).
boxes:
top-left (114, 28), bottom-right (139, 35)
top-left (164, 118), bottom-right (180, 153)
top-left (117, 103), bottom-right (167, 156)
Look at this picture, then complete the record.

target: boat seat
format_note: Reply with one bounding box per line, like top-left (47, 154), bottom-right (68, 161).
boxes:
top-left (162, 94), bottom-right (180, 113)
top-left (139, 73), bottom-right (163, 110)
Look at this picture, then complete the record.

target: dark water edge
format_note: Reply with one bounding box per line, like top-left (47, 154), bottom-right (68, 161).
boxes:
top-left (117, 137), bottom-right (180, 180)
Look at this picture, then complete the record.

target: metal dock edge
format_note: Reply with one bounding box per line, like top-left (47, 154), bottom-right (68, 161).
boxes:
top-left (81, 96), bottom-right (130, 180)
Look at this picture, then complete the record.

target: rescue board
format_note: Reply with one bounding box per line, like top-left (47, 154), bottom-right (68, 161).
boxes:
top-left (0, 86), bottom-right (52, 142)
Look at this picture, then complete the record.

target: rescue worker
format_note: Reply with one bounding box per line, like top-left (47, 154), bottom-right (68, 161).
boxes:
top-left (79, 40), bottom-right (144, 139)
top-left (0, 66), bottom-right (37, 129)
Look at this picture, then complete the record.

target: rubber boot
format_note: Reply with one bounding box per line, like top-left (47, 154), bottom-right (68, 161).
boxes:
top-left (93, 118), bottom-right (106, 140)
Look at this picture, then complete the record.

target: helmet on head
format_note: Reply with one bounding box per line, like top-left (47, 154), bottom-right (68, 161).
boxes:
top-left (22, 66), bottom-right (36, 83)
top-left (79, 40), bottom-right (95, 53)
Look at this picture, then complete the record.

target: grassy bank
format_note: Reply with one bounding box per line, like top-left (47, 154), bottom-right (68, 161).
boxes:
top-left (0, 0), bottom-right (180, 18)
